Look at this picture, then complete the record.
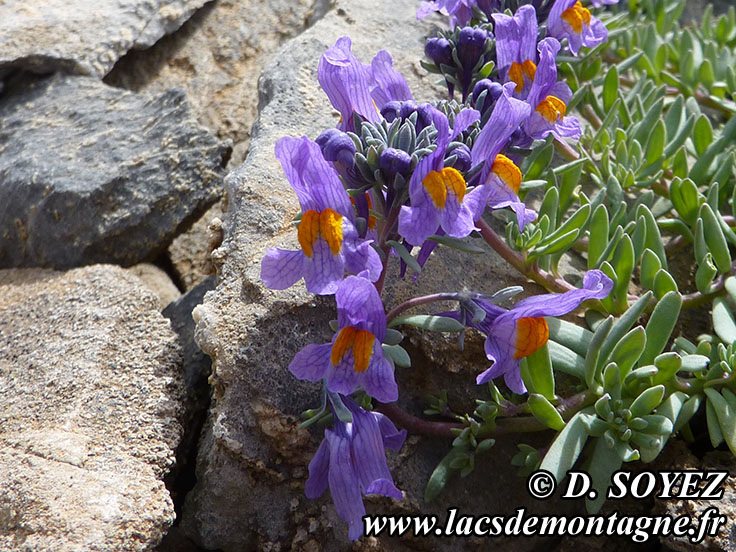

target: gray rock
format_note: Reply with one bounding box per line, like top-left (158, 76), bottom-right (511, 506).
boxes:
top-left (105, 0), bottom-right (330, 160)
top-left (0, 265), bottom-right (184, 551)
top-left (180, 1), bottom-right (578, 550)
top-left (0, 0), bottom-right (210, 78)
top-left (0, 74), bottom-right (231, 269)
top-left (127, 263), bottom-right (182, 309)
top-left (654, 441), bottom-right (736, 552)
top-left (681, 0), bottom-right (732, 23)
top-left (162, 275), bottom-right (215, 489)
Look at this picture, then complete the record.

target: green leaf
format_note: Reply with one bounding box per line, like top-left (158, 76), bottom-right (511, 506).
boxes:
top-left (585, 316), bottom-right (614, 390)
top-left (637, 205), bottom-right (668, 270)
top-left (389, 314), bottom-right (465, 332)
top-left (699, 204), bottom-right (732, 273)
top-left (588, 204), bottom-right (610, 270)
top-left (706, 396), bottom-right (725, 448)
top-left (652, 352), bottom-right (683, 384)
top-left (384, 328), bottom-right (404, 346)
top-left (674, 394), bottom-right (703, 432)
top-left (539, 411), bottom-right (590, 483)
top-left (547, 318), bottom-right (592, 357)
top-left (609, 326), bottom-right (647, 380)
top-left (585, 437), bottom-right (623, 514)
top-left (426, 234), bottom-right (486, 254)
top-left (640, 291), bottom-right (682, 366)
top-left (640, 249), bottom-right (662, 290)
top-left (548, 340), bottom-right (586, 380)
top-left (663, 114), bottom-right (695, 159)
top-left (597, 292), bottom-right (654, 374)
top-left (478, 60), bottom-right (495, 79)
top-left (537, 204), bottom-right (591, 248)
top-left (603, 65), bottom-right (619, 112)
top-left (611, 234), bottom-right (635, 311)
top-left (693, 114), bottom-right (714, 156)
top-left (528, 394), bottom-right (565, 431)
top-left (382, 344), bottom-right (411, 367)
top-left (653, 269), bottom-right (678, 298)
top-left (639, 391), bottom-right (686, 463)
top-left (704, 388), bottom-right (736, 453)
top-left (539, 188), bottom-right (559, 231)
top-left (644, 120), bottom-right (665, 167)
top-left (523, 139), bottom-right (555, 181)
top-left (696, 253), bottom-right (718, 293)
top-left (630, 385), bottom-right (665, 418)
top-left (522, 343), bottom-right (555, 400)
top-left (387, 240), bottom-right (421, 274)
top-left (424, 448), bottom-right (465, 502)
top-left (712, 297), bottom-right (736, 344)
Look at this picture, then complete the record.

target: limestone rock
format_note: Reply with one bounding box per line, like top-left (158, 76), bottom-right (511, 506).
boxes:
top-left (105, 0), bottom-right (330, 160)
top-left (162, 276), bottom-right (215, 491)
top-left (167, 201), bottom-right (224, 291)
top-left (0, 0), bottom-right (210, 78)
top-left (0, 265), bottom-right (184, 551)
top-left (654, 441), bottom-right (736, 551)
top-left (127, 263), bottom-right (182, 309)
top-left (180, 1), bottom-right (577, 550)
top-left (0, 74), bottom-right (231, 269)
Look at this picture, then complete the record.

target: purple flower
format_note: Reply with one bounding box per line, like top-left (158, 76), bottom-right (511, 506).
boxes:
top-left (306, 396), bottom-right (406, 541)
top-left (457, 26), bottom-right (491, 100)
top-left (460, 271), bottom-right (613, 393)
top-left (470, 82), bottom-right (536, 230)
top-left (260, 137), bottom-right (382, 295)
top-left (548, 0), bottom-right (607, 56)
top-left (318, 37), bottom-right (413, 131)
top-left (425, 37), bottom-right (453, 67)
top-left (591, 0), bottom-right (618, 7)
top-left (417, 0), bottom-right (501, 26)
top-left (523, 38), bottom-right (581, 141)
top-left (289, 274), bottom-right (398, 402)
top-left (492, 4), bottom-right (539, 95)
top-left (370, 50), bottom-right (414, 109)
top-left (398, 105), bottom-right (483, 247)
top-left (316, 128), bottom-right (356, 165)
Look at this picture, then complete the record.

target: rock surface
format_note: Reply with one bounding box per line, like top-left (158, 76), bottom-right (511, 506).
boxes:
top-left (180, 2), bottom-right (579, 550)
top-left (0, 0), bottom-right (210, 78)
top-left (128, 263), bottom-right (182, 309)
top-left (104, 0), bottom-right (329, 288)
top-left (0, 265), bottom-right (184, 551)
top-left (105, 0), bottom-right (330, 163)
top-left (654, 441), bottom-right (736, 552)
top-left (162, 276), bottom-right (215, 492)
top-left (168, 200), bottom-right (224, 291)
top-left (0, 74), bottom-right (231, 269)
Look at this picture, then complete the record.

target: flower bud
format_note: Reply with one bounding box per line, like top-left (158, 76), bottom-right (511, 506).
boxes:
top-left (425, 37), bottom-right (453, 67)
top-left (449, 144), bottom-right (472, 172)
top-left (316, 128), bottom-right (355, 165)
top-left (472, 79), bottom-right (503, 106)
top-left (380, 100), bottom-right (402, 123)
top-left (380, 148), bottom-right (412, 176)
top-left (457, 27), bottom-right (487, 69)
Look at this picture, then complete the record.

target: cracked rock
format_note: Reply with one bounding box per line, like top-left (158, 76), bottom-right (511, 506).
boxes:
top-left (0, 0), bottom-right (210, 78)
top-left (0, 265), bottom-right (184, 551)
top-left (0, 74), bottom-right (231, 269)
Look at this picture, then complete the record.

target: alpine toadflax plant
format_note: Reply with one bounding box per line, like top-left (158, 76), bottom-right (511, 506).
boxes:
top-left (256, 0), bottom-right (736, 542)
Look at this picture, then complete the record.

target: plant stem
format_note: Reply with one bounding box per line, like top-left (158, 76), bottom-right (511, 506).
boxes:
top-left (554, 138), bottom-right (580, 162)
top-left (374, 206), bottom-right (402, 295)
top-left (477, 218), bottom-right (575, 293)
top-left (375, 390), bottom-right (594, 439)
top-left (386, 293), bottom-right (460, 323)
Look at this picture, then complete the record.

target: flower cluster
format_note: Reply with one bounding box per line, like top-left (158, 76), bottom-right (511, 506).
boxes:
top-left (260, 0), bottom-right (616, 540)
